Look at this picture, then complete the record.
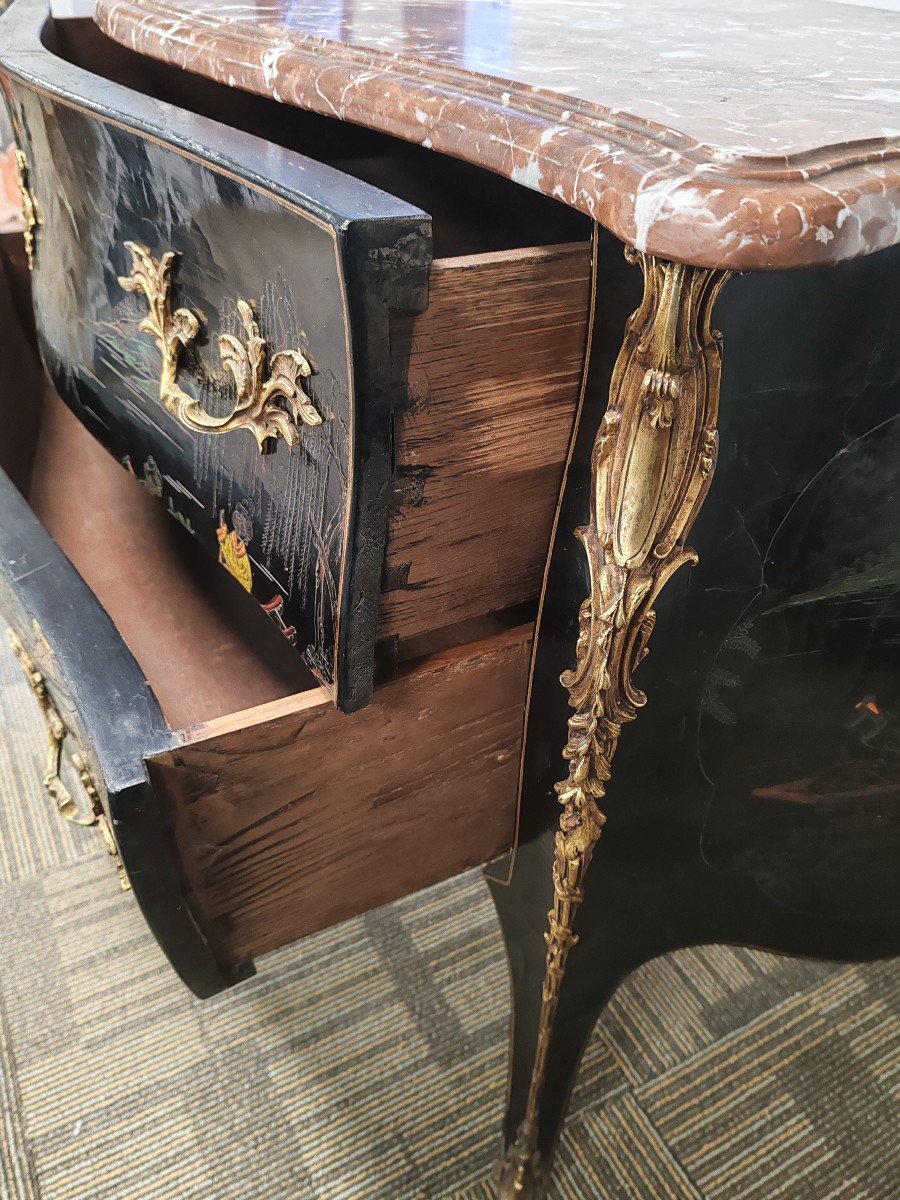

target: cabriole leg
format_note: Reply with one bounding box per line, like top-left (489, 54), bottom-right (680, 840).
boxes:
top-left (496, 249), bottom-right (731, 1197)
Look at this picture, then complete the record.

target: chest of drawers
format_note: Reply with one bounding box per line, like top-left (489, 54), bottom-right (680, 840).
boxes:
top-left (1, 2), bottom-right (898, 1196)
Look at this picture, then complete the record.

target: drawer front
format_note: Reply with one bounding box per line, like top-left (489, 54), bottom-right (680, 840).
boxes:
top-left (1, 13), bottom-right (430, 711)
top-left (0, 464), bottom-right (241, 998)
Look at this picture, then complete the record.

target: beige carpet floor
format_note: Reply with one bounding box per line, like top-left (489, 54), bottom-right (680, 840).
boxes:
top-left (0, 635), bottom-right (897, 1200)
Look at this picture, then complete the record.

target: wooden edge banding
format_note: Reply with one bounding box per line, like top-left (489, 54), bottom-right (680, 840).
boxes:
top-left (429, 240), bottom-right (594, 274)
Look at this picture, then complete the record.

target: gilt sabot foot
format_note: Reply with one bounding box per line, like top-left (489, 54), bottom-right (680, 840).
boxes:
top-left (495, 1124), bottom-right (549, 1200)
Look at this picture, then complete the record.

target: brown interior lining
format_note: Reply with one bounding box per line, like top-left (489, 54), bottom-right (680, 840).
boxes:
top-left (28, 389), bottom-right (320, 729)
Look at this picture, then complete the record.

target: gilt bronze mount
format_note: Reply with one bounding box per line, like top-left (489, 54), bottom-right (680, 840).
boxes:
top-left (6, 627), bottom-right (131, 891)
top-left (497, 248), bottom-right (731, 1198)
top-left (13, 148), bottom-right (38, 270)
top-left (118, 241), bottom-right (322, 451)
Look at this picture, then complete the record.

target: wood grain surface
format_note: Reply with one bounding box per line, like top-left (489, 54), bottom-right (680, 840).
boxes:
top-left (147, 624), bottom-right (532, 964)
top-left (380, 242), bottom-right (591, 639)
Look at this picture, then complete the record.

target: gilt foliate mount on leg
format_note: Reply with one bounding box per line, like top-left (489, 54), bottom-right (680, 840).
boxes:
top-left (497, 249), bottom-right (730, 1198)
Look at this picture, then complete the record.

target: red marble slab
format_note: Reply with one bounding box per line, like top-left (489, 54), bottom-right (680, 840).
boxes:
top-left (94, 0), bottom-right (900, 270)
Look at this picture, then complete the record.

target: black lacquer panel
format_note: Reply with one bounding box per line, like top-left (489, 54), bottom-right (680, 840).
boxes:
top-left (0, 466), bottom-right (240, 998)
top-left (698, 414), bottom-right (900, 922)
top-left (490, 235), bottom-right (900, 1159)
top-left (0, 0), bottom-right (431, 710)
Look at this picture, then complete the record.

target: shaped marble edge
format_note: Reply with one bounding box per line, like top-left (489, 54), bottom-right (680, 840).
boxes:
top-left (93, 0), bottom-right (900, 270)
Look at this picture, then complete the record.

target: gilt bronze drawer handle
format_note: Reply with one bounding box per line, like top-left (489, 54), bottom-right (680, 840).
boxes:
top-left (13, 149), bottom-right (39, 270)
top-left (118, 241), bottom-right (322, 451)
top-left (6, 628), bottom-right (131, 891)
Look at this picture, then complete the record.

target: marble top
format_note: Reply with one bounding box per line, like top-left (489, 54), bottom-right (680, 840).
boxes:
top-left (94, 0), bottom-right (900, 270)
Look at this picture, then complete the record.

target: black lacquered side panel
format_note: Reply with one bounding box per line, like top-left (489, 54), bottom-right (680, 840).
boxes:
top-left (490, 236), bottom-right (900, 1159)
top-left (499, 240), bottom-right (900, 943)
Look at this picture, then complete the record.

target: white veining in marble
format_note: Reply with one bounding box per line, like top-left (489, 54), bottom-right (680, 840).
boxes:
top-left (104, 0), bottom-right (900, 158)
top-left (95, 0), bottom-right (900, 267)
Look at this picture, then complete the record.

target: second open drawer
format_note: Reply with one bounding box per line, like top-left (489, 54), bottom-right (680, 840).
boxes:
top-left (0, 357), bottom-right (532, 994)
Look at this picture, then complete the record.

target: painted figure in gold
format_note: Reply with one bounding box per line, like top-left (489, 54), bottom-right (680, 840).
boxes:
top-left (217, 506), bottom-right (254, 593)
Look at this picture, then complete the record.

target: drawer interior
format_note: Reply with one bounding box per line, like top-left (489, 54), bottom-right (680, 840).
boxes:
top-left (5, 374), bottom-right (317, 729)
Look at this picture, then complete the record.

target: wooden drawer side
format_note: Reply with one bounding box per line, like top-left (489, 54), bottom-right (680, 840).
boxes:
top-left (382, 243), bottom-right (592, 640)
top-left (146, 625), bottom-right (532, 965)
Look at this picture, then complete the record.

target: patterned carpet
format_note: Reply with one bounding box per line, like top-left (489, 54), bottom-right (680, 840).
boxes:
top-left (0, 635), bottom-right (897, 1200)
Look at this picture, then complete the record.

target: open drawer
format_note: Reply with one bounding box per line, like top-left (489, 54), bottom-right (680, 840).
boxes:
top-left (0, 1), bottom-right (593, 712)
top-left (0, 350), bottom-right (532, 996)
top-left (1, 0), bottom-right (432, 714)
top-left (0, 2), bottom-right (594, 997)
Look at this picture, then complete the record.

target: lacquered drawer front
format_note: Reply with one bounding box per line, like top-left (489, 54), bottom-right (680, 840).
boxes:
top-left (0, 462), bottom-right (242, 997)
top-left (1, 17), bottom-right (430, 710)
